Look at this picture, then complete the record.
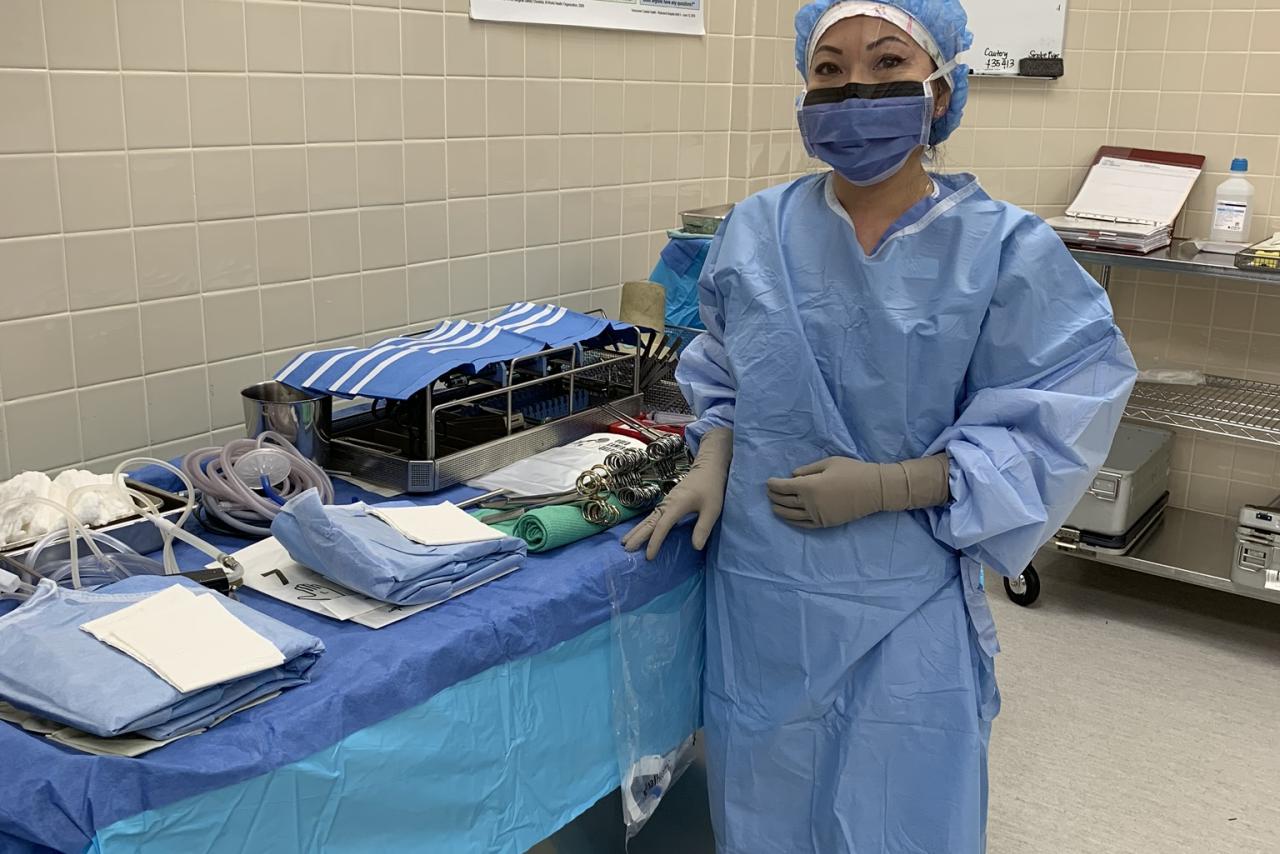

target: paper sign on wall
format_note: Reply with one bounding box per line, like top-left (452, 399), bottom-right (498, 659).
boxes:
top-left (471, 0), bottom-right (704, 36)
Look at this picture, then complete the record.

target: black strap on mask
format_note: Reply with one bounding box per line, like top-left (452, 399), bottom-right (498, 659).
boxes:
top-left (803, 81), bottom-right (924, 107)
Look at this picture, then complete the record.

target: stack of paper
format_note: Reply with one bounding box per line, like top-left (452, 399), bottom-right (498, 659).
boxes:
top-left (1046, 216), bottom-right (1172, 254)
top-left (1046, 152), bottom-right (1202, 254)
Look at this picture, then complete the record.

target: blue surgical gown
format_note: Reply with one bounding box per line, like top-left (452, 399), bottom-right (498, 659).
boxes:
top-left (676, 172), bottom-right (1136, 854)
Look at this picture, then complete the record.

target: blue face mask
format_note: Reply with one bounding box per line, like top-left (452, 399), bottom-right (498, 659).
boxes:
top-left (798, 69), bottom-right (951, 186)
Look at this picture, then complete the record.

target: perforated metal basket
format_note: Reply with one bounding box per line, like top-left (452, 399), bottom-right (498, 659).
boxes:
top-left (644, 379), bottom-right (692, 416)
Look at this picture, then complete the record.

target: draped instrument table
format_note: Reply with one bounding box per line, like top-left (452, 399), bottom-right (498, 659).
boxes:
top-left (0, 478), bottom-right (705, 854)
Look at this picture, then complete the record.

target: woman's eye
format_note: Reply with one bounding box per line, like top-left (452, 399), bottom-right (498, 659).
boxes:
top-left (875, 55), bottom-right (905, 70)
top-left (814, 62), bottom-right (841, 76)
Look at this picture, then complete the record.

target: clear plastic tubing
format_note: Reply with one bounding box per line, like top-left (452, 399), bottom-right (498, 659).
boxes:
top-left (182, 432), bottom-right (334, 537)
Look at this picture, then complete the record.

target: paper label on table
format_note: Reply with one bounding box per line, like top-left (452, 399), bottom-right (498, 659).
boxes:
top-left (467, 433), bottom-right (646, 496)
top-left (218, 539), bottom-right (437, 629)
top-left (217, 538), bottom-right (384, 622)
top-left (350, 602), bottom-right (436, 629)
top-left (348, 565), bottom-right (521, 628)
top-left (369, 503), bottom-right (507, 546)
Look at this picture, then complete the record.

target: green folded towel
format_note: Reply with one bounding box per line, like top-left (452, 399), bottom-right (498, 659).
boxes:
top-left (473, 496), bottom-right (640, 553)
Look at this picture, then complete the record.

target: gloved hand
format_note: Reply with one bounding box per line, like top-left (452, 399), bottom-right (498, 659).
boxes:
top-left (766, 454), bottom-right (950, 529)
top-left (622, 428), bottom-right (733, 560)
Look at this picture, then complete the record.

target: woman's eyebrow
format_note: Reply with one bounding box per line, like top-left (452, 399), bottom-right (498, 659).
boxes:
top-left (866, 35), bottom-right (910, 51)
top-left (814, 44), bottom-right (843, 57)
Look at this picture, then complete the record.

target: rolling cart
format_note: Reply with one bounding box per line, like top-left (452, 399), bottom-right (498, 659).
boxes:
top-left (1003, 243), bottom-right (1280, 608)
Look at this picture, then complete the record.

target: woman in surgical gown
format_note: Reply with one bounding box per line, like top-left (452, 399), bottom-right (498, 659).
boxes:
top-left (623, 1), bottom-right (1138, 852)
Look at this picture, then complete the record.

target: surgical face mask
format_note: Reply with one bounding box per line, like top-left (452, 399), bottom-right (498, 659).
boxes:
top-left (797, 65), bottom-right (952, 186)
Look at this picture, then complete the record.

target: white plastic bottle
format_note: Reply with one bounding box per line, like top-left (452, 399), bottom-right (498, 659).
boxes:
top-left (1209, 158), bottom-right (1255, 244)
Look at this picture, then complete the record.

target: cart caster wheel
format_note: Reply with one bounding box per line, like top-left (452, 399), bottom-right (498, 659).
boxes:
top-left (1004, 566), bottom-right (1041, 607)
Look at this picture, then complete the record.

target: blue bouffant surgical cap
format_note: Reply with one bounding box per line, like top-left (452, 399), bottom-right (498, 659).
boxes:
top-left (795, 0), bottom-right (974, 145)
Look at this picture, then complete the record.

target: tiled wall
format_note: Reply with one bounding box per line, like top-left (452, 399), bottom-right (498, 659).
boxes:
top-left (943, 0), bottom-right (1280, 240)
top-left (0, 0), bottom-right (816, 476)
top-left (3, 0), bottom-right (1279, 522)
top-left (939, 0), bottom-right (1280, 519)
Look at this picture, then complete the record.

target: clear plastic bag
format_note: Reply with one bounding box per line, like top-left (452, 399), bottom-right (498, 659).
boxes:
top-left (607, 561), bottom-right (705, 841)
top-left (1137, 368), bottom-right (1206, 386)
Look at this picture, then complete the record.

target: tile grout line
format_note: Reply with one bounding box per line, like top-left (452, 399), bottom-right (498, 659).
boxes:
top-left (347, 3), bottom-right (368, 342)
top-left (294, 0), bottom-right (320, 355)
top-left (399, 6), bottom-right (411, 333)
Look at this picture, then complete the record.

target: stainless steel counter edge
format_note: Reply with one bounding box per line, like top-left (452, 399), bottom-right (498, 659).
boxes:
top-left (1070, 242), bottom-right (1280, 286)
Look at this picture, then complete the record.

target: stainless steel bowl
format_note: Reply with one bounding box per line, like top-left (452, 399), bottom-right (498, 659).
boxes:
top-left (242, 381), bottom-right (333, 465)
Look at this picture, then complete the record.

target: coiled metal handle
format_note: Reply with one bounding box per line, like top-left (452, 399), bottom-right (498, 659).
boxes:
top-left (583, 499), bottom-right (622, 526)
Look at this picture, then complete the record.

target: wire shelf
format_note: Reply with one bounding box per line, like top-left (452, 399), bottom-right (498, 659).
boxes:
top-left (1125, 375), bottom-right (1280, 446)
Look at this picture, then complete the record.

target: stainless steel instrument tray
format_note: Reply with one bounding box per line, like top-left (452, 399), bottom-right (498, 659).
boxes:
top-left (0, 480), bottom-right (190, 563)
top-left (330, 394), bottom-right (646, 494)
top-left (680, 204), bottom-right (735, 235)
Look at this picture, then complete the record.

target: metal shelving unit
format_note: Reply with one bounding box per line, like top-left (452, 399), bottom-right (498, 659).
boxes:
top-left (1071, 241), bottom-right (1272, 288)
top-left (1125, 375), bottom-right (1280, 445)
top-left (1016, 244), bottom-right (1280, 606)
top-left (1049, 507), bottom-right (1280, 606)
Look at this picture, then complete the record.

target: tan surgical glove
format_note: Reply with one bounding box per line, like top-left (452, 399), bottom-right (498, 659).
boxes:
top-left (622, 428), bottom-right (733, 560)
top-left (765, 454), bottom-right (950, 529)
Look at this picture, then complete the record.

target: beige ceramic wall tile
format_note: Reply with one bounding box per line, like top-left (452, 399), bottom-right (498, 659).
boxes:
top-left (146, 367), bottom-right (212, 444)
top-left (0, 0), bottom-right (47, 69)
top-left (0, 0), bottom-right (1276, 478)
top-left (58, 154), bottom-right (131, 232)
top-left (198, 219), bottom-right (258, 291)
top-left (44, 0), bottom-right (119, 71)
top-left (135, 225), bottom-right (199, 300)
top-left (72, 306), bottom-right (143, 386)
top-left (130, 151), bottom-right (196, 226)
top-left (141, 297), bottom-right (206, 373)
top-left (254, 147), bottom-right (309, 216)
top-left (79, 380), bottom-right (149, 460)
top-left (5, 392), bottom-right (82, 471)
top-left (184, 0), bottom-right (247, 72)
top-left (0, 315), bottom-right (75, 399)
top-left (123, 75), bottom-right (191, 150)
top-left (302, 4), bottom-right (353, 74)
top-left (190, 76), bottom-right (252, 147)
top-left (0, 71), bottom-right (54, 155)
top-left (246, 2), bottom-right (302, 73)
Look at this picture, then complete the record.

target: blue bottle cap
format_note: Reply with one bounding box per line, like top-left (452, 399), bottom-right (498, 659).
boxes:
top-left (1231, 158), bottom-right (1248, 172)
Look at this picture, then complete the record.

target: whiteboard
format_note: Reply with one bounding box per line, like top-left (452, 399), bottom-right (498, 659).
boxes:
top-left (963, 0), bottom-right (1068, 77)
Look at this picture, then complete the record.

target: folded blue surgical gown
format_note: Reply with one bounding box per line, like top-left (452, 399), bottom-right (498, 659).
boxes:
top-left (650, 235), bottom-right (711, 330)
top-left (676, 172), bottom-right (1136, 854)
top-left (0, 576), bottom-right (323, 740)
top-left (272, 491), bottom-right (527, 607)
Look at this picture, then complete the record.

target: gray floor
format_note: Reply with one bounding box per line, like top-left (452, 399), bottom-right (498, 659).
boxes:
top-left (534, 553), bottom-right (1280, 853)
